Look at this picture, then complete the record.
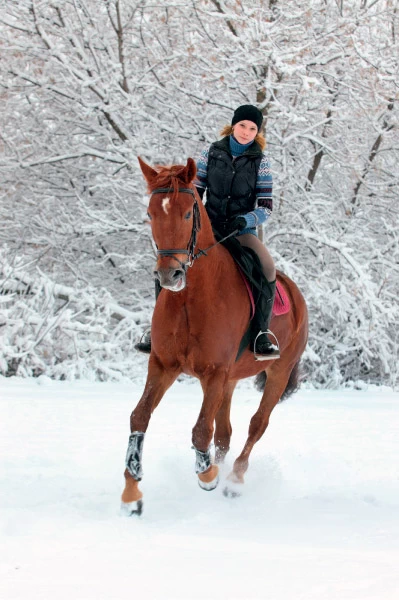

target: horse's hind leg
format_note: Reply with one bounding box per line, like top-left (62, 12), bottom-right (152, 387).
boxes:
top-left (214, 380), bottom-right (236, 463)
top-left (227, 362), bottom-right (295, 489)
top-left (121, 355), bottom-right (179, 515)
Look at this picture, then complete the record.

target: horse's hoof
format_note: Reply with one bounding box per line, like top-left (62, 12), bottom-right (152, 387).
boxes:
top-left (223, 478), bottom-right (244, 498)
top-left (198, 464), bottom-right (219, 491)
top-left (198, 473), bottom-right (219, 491)
top-left (120, 499), bottom-right (143, 516)
top-left (223, 486), bottom-right (242, 498)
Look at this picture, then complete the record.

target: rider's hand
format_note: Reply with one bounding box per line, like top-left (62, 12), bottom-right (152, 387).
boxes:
top-left (228, 216), bottom-right (247, 234)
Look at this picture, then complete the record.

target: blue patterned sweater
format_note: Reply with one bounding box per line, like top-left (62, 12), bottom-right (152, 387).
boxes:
top-left (194, 135), bottom-right (273, 229)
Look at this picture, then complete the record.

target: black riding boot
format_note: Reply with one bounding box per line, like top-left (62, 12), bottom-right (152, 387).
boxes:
top-left (253, 279), bottom-right (280, 361)
top-left (134, 280), bottom-right (162, 354)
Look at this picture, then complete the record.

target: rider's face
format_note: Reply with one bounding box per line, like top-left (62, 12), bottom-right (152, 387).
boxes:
top-left (232, 120), bottom-right (258, 144)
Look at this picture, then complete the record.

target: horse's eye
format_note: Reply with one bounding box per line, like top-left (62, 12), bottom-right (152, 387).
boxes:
top-left (184, 211), bottom-right (192, 220)
top-left (147, 212), bottom-right (152, 221)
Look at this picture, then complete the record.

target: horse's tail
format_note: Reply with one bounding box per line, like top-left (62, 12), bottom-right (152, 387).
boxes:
top-left (254, 371), bottom-right (267, 393)
top-left (254, 360), bottom-right (301, 402)
top-left (280, 360), bottom-right (301, 402)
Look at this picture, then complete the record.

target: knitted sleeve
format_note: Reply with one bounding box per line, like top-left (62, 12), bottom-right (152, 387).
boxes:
top-left (256, 154), bottom-right (273, 212)
top-left (193, 147), bottom-right (209, 191)
top-left (243, 154), bottom-right (273, 228)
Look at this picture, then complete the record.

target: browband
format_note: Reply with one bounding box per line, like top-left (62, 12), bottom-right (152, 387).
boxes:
top-left (151, 187), bottom-right (195, 196)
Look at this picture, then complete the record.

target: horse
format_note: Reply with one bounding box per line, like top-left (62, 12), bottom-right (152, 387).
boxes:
top-left (121, 157), bottom-right (308, 515)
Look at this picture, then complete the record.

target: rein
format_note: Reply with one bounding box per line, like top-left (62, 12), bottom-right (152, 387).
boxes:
top-left (151, 186), bottom-right (238, 268)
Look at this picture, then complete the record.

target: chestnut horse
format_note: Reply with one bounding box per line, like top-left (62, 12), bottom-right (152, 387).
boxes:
top-left (121, 157), bottom-right (308, 515)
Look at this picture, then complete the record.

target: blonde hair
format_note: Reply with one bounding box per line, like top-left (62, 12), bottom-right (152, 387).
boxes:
top-left (220, 124), bottom-right (266, 151)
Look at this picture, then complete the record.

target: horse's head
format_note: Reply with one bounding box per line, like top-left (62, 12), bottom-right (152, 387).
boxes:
top-left (139, 157), bottom-right (202, 292)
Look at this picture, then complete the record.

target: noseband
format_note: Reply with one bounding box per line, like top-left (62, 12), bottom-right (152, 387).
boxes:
top-left (151, 186), bottom-right (202, 269)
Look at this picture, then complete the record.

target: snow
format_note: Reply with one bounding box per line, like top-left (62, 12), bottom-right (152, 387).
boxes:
top-left (1, 377), bottom-right (398, 600)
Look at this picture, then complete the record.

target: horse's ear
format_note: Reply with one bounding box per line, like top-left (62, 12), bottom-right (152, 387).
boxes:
top-left (138, 156), bottom-right (158, 185)
top-left (184, 157), bottom-right (197, 184)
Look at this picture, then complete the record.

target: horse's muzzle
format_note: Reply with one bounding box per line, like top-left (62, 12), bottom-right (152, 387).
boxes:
top-left (154, 267), bottom-right (186, 292)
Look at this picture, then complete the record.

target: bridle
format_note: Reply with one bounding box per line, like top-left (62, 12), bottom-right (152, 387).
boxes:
top-left (151, 186), bottom-right (202, 269)
top-left (151, 185), bottom-right (238, 272)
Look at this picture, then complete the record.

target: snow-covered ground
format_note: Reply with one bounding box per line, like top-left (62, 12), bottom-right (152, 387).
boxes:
top-left (0, 376), bottom-right (398, 600)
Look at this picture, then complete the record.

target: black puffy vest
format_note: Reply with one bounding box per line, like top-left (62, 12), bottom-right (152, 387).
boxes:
top-left (205, 136), bottom-right (263, 225)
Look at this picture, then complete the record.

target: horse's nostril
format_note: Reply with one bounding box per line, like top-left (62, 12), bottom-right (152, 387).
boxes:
top-left (173, 269), bottom-right (183, 280)
top-left (153, 270), bottom-right (160, 280)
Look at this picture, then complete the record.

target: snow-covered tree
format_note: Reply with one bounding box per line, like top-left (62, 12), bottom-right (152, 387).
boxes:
top-left (1, 0), bottom-right (398, 386)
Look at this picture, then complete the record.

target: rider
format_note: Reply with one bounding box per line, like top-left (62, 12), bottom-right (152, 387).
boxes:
top-left (136, 104), bottom-right (279, 359)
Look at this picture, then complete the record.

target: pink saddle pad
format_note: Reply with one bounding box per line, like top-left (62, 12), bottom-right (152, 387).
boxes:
top-left (239, 272), bottom-right (291, 319)
top-left (273, 280), bottom-right (290, 316)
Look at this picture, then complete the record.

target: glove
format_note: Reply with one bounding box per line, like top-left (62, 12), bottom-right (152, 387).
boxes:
top-left (228, 216), bottom-right (247, 234)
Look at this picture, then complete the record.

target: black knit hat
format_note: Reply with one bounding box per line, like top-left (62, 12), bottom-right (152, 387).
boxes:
top-left (231, 105), bottom-right (263, 130)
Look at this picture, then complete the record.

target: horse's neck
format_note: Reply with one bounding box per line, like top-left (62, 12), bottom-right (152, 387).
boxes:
top-left (196, 203), bottom-right (221, 248)
top-left (187, 243), bottom-right (227, 296)
top-left (186, 204), bottom-right (228, 292)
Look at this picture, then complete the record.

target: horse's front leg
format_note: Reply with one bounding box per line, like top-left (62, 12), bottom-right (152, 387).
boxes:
top-left (192, 370), bottom-right (228, 491)
top-left (214, 380), bottom-right (236, 464)
top-left (121, 356), bottom-right (179, 515)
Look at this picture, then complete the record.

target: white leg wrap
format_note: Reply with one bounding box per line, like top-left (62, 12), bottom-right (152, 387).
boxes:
top-left (193, 446), bottom-right (212, 474)
top-left (125, 431), bottom-right (145, 480)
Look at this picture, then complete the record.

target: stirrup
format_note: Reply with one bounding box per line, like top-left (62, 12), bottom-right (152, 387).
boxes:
top-left (134, 327), bottom-right (152, 354)
top-left (253, 330), bottom-right (280, 362)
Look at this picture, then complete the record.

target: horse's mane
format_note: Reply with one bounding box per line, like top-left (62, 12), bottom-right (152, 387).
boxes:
top-left (146, 164), bottom-right (191, 197)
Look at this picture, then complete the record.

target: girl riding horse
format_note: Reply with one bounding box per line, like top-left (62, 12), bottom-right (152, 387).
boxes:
top-left (136, 104), bottom-right (279, 360)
